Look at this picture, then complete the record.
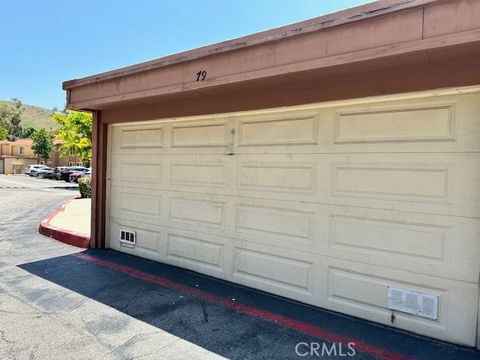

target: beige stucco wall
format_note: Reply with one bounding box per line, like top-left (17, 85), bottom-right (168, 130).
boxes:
top-left (48, 144), bottom-right (84, 167)
top-left (49, 155), bottom-right (83, 167)
top-left (2, 157), bottom-right (38, 175)
top-left (10, 145), bottom-right (34, 157)
top-left (0, 143), bottom-right (35, 157)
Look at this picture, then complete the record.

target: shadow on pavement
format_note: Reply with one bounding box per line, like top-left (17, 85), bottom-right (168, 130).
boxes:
top-left (19, 249), bottom-right (480, 360)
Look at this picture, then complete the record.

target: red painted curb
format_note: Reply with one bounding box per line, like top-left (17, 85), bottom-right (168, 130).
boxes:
top-left (39, 197), bottom-right (90, 248)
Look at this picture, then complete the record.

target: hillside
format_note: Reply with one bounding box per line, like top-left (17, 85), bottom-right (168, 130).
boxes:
top-left (0, 100), bottom-right (56, 130)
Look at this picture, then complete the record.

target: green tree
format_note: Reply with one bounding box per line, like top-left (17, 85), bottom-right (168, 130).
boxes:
top-left (53, 110), bottom-right (92, 166)
top-left (32, 128), bottom-right (54, 163)
top-left (0, 126), bottom-right (8, 140)
top-left (22, 127), bottom-right (36, 138)
top-left (0, 98), bottom-right (24, 139)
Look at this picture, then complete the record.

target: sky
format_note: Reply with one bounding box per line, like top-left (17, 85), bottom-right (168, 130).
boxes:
top-left (0, 0), bottom-right (370, 110)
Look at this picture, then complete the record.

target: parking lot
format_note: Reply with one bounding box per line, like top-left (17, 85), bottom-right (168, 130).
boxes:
top-left (0, 174), bottom-right (79, 190)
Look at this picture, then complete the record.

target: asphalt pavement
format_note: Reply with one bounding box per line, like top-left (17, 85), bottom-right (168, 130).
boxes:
top-left (0, 175), bottom-right (225, 360)
top-left (0, 174), bottom-right (78, 190)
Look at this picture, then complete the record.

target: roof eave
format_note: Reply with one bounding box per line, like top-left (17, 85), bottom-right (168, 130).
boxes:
top-left (62, 0), bottom-right (436, 90)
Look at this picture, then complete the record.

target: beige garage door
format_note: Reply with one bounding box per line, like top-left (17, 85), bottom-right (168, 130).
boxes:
top-left (107, 88), bottom-right (480, 346)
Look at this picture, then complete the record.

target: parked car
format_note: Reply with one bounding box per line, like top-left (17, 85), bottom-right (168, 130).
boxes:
top-left (25, 164), bottom-right (47, 175)
top-left (28, 165), bottom-right (50, 177)
top-left (59, 166), bottom-right (89, 182)
top-left (53, 166), bottom-right (67, 180)
top-left (36, 168), bottom-right (54, 179)
top-left (69, 168), bottom-right (91, 183)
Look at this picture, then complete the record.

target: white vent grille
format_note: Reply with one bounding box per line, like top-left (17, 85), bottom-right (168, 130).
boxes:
top-left (387, 286), bottom-right (438, 320)
top-left (120, 230), bottom-right (136, 245)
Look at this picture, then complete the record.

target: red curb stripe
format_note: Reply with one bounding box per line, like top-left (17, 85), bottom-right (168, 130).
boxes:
top-left (73, 253), bottom-right (413, 360)
top-left (39, 197), bottom-right (90, 248)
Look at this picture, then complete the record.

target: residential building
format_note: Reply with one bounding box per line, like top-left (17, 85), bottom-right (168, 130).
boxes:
top-left (0, 139), bottom-right (83, 174)
top-left (0, 139), bottom-right (38, 174)
top-left (49, 139), bottom-right (84, 167)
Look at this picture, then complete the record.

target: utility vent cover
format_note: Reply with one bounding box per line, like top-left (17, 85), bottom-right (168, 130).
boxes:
top-left (120, 230), bottom-right (136, 246)
top-left (387, 286), bottom-right (438, 320)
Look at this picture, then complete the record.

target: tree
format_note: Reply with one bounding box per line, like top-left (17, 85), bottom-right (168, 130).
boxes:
top-left (53, 110), bottom-right (92, 166)
top-left (22, 127), bottom-right (36, 138)
top-left (32, 128), bottom-right (54, 163)
top-left (0, 126), bottom-right (8, 141)
top-left (0, 98), bottom-right (24, 140)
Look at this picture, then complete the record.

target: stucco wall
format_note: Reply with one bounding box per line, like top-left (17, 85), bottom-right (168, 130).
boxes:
top-left (2, 157), bottom-right (37, 175)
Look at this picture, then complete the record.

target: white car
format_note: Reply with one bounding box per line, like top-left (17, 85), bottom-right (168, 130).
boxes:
top-left (26, 165), bottom-right (49, 176)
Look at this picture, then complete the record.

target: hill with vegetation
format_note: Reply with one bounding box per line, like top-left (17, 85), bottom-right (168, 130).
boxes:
top-left (0, 100), bottom-right (56, 130)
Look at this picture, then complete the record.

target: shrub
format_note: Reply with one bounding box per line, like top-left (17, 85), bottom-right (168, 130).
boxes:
top-left (78, 177), bottom-right (91, 198)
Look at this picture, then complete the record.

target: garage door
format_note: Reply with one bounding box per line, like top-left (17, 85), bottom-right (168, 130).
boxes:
top-left (107, 89), bottom-right (480, 345)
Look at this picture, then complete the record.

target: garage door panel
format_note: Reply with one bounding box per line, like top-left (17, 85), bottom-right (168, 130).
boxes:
top-left (328, 214), bottom-right (448, 262)
top-left (235, 204), bottom-right (315, 248)
top-left (161, 228), bottom-right (229, 279)
top-left (236, 110), bottom-right (319, 146)
top-left (109, 219), bottom-right (163, 260)
top-left (325, 154), bottom-right (480, 217)
top-left (169, 197), bottom-right (226, 228)
top-left (332, 162), bottom-right (452, 203)
top-left (120, 125), bottom-right (164, 149)
top-left (323, 260), bottom-right (478, 346)
top-left (110, 124), bottom-right (165, 154)
top-left (169, 159), bottom-right (229, 189)
top-left (324, 207), bottom-right (480, 283)
top-left (171, 119), bottom-right (231, 148)
top-left (166, 233), bottom-right (224, 273)
top-left (333, 101), bottom-right (456, 143)
top-left (110, 189), bottom-right (162, 225)
top-left (110, 155), bottom-right (164, 186)
top-left (326, 266), bottom-right (448, 334)
top-left (237, 161), bottom-right (316, 193)
top-left (329, 93), bottom-right (480, 152)
top-left (232, 246), bottom-right (315, 302)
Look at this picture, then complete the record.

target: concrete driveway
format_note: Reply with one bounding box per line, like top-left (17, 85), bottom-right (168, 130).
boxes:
top-left (0, 175), bottom-right (479, 359)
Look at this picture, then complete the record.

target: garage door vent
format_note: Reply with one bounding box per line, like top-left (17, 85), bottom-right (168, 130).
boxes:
top-left (120, 230), bottom-right (136, 245)
top-left (387, 286), bottom-right (438, 320)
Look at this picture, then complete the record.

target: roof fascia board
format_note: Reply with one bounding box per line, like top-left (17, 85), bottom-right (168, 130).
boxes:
top-left (63, 0), bottom-right (437, 89)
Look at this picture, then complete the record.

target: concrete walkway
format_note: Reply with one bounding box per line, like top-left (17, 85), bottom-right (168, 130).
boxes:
top-left (49, 198), bottom-right (91, 236)
top-left (39, 198), bottom-right (91, 248)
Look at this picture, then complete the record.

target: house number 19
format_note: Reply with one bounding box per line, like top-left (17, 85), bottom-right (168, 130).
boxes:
top-left (196, 70), bottom-right (207, 81)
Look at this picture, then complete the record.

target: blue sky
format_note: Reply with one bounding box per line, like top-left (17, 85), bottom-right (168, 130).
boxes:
top-left (0, 0), bottom-right (370, 109)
